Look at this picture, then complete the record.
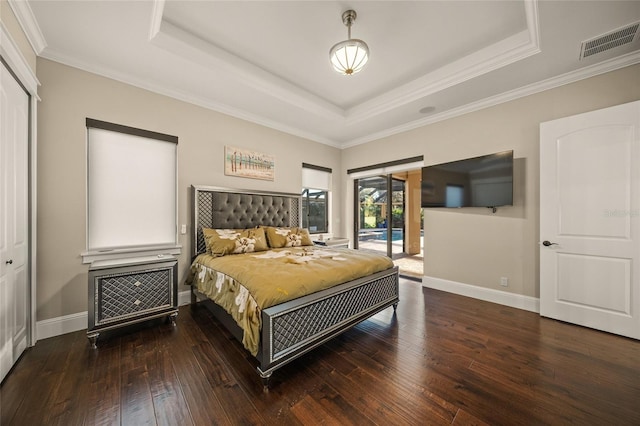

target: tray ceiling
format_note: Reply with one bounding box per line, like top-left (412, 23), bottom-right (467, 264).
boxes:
top-left (17, 0), bottom-right (640, 148)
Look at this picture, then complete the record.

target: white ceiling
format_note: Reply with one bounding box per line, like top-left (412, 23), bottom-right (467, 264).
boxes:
top-left (14, 0), bottom-right (640, 148)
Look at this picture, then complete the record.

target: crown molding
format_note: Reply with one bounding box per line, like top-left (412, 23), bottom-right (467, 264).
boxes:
top-left (344, 1), bottom-right (541, 124)
top-left (524, 0), bottom-right (541, 51)
top-left (8, 0), bottom-right (46, 55)
top-left (38, 45), bottom-right (640, 152)
top-left (150, 19), bottom-right (345, 121)
top-left (345, 30), bottom-right (541, 125)
top-left (38, 48), bottom-right (340, 148)
top-left (149, 0), bottom-right (165, 40)
top-left (29, 0), bottom-right (637, 151)
top-left (0, 20), bottom-right (40, 95)
top-left (342, 51), bottom-right (640, 149)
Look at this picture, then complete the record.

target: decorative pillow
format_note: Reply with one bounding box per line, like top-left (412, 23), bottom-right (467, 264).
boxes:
top-left (202, 227), bottom-right (268, 256)
top-left (264, 226), bottom-right (314, 248)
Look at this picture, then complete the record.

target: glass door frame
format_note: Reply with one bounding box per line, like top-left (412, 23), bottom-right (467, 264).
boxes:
top-left (353, 175), bottom-right (405, 258)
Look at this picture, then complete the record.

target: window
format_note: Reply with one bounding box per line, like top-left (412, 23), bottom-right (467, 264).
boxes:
top-left (301, 163), bottom-right (331, 234)
top-left (83, 119), bottom-right (179, 263)
top-left (302, 189), bottom-right (328, 233)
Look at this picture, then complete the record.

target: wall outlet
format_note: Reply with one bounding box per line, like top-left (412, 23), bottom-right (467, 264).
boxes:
top-left (500, 277), bottom-right (509, 287)
top-left (180, 224), bottom-right (187, 235)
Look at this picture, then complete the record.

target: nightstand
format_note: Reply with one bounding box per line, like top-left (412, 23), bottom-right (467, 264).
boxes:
top-left (313, 237), bottom-right (350, 248)
top-left (87, 256), bottom-right (178, 347)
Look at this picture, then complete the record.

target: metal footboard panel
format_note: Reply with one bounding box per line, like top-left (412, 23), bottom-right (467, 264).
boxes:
top-left (259, 267), bottom-right (399, 374)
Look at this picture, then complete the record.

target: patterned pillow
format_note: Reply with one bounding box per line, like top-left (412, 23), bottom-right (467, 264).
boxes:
top-left (202, 227), bottom-right (268, 256)
top-left (264, 227), bottom-right (314, 248)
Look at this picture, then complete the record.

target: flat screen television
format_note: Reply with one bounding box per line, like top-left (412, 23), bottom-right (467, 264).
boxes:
top-left (421, 150), bottom-right (513, 208)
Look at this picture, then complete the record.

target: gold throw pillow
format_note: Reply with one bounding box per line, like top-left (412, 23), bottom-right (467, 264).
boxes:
top-left (203, 227), bottom-right (268, 256)
top-left (264, 226), bottom-right (314, 248)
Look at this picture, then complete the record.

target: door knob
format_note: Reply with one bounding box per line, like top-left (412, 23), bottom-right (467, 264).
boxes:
top-left (5, 260), bottom-right (13, 265)
top-left (542, 241), bottom-right (558, 247)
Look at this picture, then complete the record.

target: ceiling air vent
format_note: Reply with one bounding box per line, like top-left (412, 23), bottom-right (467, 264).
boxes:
top-left (579, 21), bottom-right (639, 60)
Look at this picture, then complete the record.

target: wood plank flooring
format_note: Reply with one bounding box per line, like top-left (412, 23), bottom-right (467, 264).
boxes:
top-left (2, 279), bottom-right (639, 425)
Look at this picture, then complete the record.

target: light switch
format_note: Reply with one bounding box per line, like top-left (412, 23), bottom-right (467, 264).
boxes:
top-left (180, 224), bottom-right (187, 234)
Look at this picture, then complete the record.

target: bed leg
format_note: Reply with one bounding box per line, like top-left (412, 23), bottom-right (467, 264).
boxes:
top-left (190, 288), bottom-right (198, 312)
top-left (393, 302), bottom-right (398, 311)
top-left (258, 368), bottom-right (272, 392)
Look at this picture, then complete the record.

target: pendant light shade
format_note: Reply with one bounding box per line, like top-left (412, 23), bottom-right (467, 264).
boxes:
top-left (329, 10), bottom-right (369, 75)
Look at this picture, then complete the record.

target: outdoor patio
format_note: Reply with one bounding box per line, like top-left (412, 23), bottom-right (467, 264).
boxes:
top-left (358, 231), bottom-right (423, 278)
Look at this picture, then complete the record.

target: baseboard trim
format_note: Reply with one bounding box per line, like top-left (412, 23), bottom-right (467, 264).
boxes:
top-left (422, 276), bottom-right (540, 313)
top-left (178, 289), bottom-right (192, 306)
top-left (36, 290), bottom-right (194, 341)
top-left (35, 283), bottom-right (537, 340)
top-left (36, 311), bottom-right (88, 341)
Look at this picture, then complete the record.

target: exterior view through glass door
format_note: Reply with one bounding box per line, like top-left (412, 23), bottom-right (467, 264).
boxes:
top-left (355, 172), bottom-right (424, 278)
top-left (355, 176), bottom-right (405, 258)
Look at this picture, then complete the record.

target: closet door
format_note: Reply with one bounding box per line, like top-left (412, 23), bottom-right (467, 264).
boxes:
top-left (0, 61), bottom-right (29, 382)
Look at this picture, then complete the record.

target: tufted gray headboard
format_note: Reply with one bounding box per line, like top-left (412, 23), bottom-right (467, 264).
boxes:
top-left (191, 185), bottom-right (301, 257)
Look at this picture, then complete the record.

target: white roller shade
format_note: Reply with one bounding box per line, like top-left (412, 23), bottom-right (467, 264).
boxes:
top-left (87, 124), bottom-right (177, 252)
top-left (302, 167), bottom-right (331, 191)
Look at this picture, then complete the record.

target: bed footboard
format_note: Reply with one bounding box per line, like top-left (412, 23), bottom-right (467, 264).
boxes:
top-left (257, 266), bottom-right (399, 382)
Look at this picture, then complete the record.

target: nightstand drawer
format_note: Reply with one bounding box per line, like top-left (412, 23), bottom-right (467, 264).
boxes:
top-left (99, 268), bottom-right (173, 324)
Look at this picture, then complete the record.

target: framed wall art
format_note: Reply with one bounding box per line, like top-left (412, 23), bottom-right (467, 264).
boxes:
top-left (224, 146), bottom-right (275, 181)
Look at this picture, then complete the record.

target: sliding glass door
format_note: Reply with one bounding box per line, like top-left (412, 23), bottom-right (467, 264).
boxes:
top-left (355, 176), bottom-right (405, 258)
top-left (356, 176), bottom-right (387, 255)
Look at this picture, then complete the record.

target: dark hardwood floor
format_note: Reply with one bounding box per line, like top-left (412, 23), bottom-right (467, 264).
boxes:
top-left (2, 279), bottom-right (639, 425)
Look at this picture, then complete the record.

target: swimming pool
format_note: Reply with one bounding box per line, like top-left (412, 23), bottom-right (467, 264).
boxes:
top-left (359, 229), bottom-right (404, 241)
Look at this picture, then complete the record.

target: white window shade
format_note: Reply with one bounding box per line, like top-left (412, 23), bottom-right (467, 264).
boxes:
top-left (85, 120), bottom-right (178, 260)
top-left (302, 166), bottom-right (331, 191)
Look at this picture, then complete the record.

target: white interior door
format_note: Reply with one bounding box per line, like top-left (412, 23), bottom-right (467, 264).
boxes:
top-left (1, 61), bottom-right (30, 382)
top-left (540, 100), bottom-right (640, 340)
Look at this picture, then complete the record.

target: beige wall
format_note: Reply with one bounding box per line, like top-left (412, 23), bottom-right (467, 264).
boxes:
top-left (1, 0), bottom-right (37, 72)
top-left (342, 64), bottom-right (640, 298)
top-left (33, 54), bottom-right (640, 320)
top-left (36, 58), bottom-right (342, 321)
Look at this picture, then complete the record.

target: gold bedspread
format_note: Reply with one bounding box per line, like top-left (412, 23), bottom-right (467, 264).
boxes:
top-left (186, 246), bottom-right (393, 356)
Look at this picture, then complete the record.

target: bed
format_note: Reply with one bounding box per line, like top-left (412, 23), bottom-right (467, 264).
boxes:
top-left (187, 185), bottom-right (399, 388)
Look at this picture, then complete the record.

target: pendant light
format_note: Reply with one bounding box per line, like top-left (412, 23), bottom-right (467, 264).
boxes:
top-left (329, 10), bottom-right (369, 75)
